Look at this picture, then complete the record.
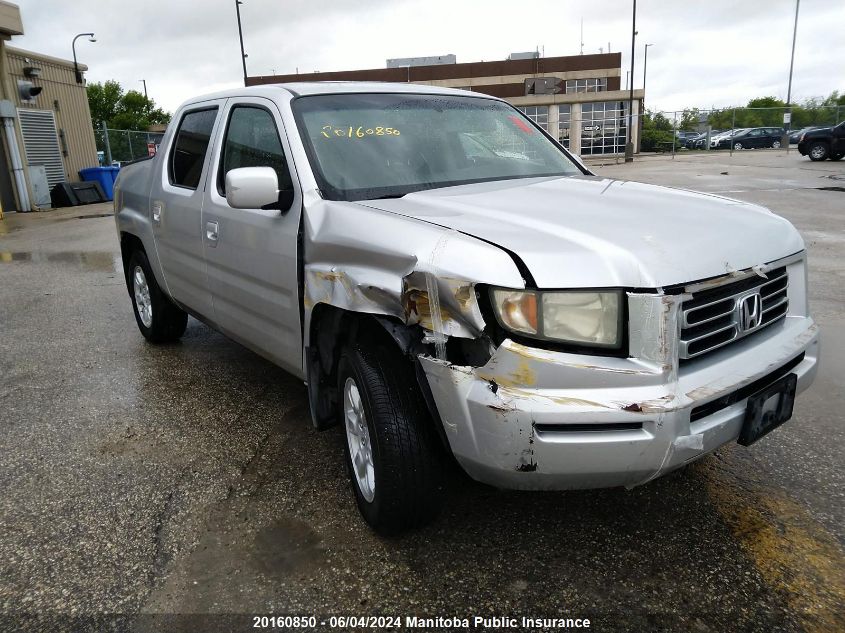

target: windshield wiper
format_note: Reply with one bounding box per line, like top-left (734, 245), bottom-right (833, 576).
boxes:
top-left (368, 193), bottom-right (407, 200)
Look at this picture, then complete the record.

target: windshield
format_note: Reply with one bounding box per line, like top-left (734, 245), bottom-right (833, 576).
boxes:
top-left (292, 93), bottom-right (582, 201)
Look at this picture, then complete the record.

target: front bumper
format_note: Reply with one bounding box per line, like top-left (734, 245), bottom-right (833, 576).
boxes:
top-left (420, 293), bottom-right (819, 490)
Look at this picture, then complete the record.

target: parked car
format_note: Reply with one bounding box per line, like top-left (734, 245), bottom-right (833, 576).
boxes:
top-left (709, 129), bottom-right (746, 148)
top-left (675, 130), bottom-right (698, 146)
top-left (714, 127), bottom-right (784, 150)
top-left (789, 126), bottom-right (820, 144)
top-left (114, 83), bottom-right (820, 534)
top-left (797, 122), bottom-right (845, 161)
top-left (686, 131), bottom-right (711, 149)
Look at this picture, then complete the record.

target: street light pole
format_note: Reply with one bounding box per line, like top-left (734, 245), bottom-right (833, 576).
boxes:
top-left (784, 0), bottom-right (800, 148)
top-left (139, 79), bottom-right (147, 100)
top-left (624, 0), bottom-right (637, 162)
top-left (643, 43), bottom-right (653, 111)
top-left (72, 33), bottom-right (96, 84)
top-left (235, 0), bottom-right (248, 86)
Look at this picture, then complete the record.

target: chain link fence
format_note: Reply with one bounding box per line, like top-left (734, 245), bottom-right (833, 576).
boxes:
top-left (93, 124), bottom-right (166, 165)
top-left (639, 105), bottom-right (843, 157)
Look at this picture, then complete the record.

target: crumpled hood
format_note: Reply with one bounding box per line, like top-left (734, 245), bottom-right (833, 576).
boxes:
top-left (357, 175), bottom-right (803, 288)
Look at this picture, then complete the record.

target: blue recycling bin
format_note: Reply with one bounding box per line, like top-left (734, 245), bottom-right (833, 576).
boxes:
top-left (79, 166), bottom-right (120, 201)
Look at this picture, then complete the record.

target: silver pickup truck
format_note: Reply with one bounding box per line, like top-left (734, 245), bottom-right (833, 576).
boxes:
top-left (114, 82), bottom-right (819, 534)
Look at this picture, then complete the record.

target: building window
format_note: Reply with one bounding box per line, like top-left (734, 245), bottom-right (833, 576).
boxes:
top-left (558, 104), bottom-right (571, 149)
top-left (565, 78), bottom-right (607, 94)
top-left (580, 101), bottom-right (627, 155)
top-left (518, 106), bottom-right (549, 131)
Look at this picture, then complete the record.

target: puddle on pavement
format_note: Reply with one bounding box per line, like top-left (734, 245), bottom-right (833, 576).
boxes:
top-left (0, 250), bottom-right (120, 273)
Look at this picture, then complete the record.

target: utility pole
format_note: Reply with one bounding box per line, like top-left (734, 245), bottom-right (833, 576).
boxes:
top-left (625, 0), bottom-right (637, 162)
top-left (643, 43), bottom-right (653, 113)
top-left (235, 0), bottom-right (248, 86)
top-left (784, 0), bottom-right (800, 149)
top-left (139, 79), bottom-right (147, 100)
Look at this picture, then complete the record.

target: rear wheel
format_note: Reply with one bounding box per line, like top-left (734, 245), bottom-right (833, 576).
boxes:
top-left (338, 340), bottom-right (444, 534)
top-left (733, 142), bottom-right (743, 151)
top-left (128, 249), bottom-right (188, 343)
top-left (831, 152), bottom-right (844, 161)
top-left (771, 140), bottom-right (781, 149)
top-left (808, 142), bottom-right (829, 161)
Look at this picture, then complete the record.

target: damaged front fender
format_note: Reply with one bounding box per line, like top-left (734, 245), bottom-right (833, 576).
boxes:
top-left (302, 199), bottom-right (525, 348)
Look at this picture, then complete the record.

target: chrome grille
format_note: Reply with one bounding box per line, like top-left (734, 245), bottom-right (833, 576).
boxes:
top-left (679, 267), bottom-right (789, 360)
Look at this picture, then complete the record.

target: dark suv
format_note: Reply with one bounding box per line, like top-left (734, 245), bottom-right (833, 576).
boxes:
top-left (715, 127), bottom-right (784, 150)
top-left (797, 122), bottom-right (845, 161)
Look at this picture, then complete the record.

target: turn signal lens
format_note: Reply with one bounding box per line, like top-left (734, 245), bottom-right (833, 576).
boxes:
top-left (492, 290), bottom-right (538, 335)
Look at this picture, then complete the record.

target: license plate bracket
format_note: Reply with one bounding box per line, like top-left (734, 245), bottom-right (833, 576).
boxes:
top-left (738, 373), bottom-right (798, 446)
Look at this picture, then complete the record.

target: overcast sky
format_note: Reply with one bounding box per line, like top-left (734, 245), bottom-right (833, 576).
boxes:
top-left (11, 0), bottom-right (845, 116)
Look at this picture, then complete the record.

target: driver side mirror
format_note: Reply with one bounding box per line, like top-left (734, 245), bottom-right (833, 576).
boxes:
top-left (226, 167), bottom-right (290, 210)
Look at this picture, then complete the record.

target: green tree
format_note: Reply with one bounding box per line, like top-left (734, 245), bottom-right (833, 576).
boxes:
top-left (87, 81), bottom-right (171, 130)
top-left (87, 80), bottom-right (123, 125)
top-left (110, 90), bottom-right (170, 130)
top-left (679, 108), bottom-right (700, 131)
top-left (640, 110), bottom-right (675, 151)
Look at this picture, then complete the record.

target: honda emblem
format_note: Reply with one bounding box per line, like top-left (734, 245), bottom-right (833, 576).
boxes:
top-left (738, 293), bottom-right (762, 332)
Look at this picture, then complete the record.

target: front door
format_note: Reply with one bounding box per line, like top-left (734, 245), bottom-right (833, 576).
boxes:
top-left (152, 103), bottom-right (223, 320)
top-left (201, 98), bottom-right (303, 375)
top-left (833, 122), bottom-right (845, 154)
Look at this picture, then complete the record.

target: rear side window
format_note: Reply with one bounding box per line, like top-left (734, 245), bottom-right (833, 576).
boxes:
top-left (169, 108), bottom-right (218, 189)
top-left (218, 105), bottom-right (293, 194)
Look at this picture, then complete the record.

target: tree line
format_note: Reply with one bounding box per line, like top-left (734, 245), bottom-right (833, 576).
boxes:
top-left (642, 91), bottom-right (845, 151)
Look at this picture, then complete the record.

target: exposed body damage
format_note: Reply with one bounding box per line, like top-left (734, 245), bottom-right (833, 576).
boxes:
top-left (302, 197), bottom-right (523, 348)
top-left (417, 255), bottom-right (819, 489)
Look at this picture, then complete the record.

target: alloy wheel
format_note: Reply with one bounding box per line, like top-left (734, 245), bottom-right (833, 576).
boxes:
top-left (132, 265), bottom-right (153, 328)
top-left (343, 377), bottom-right (375, 502)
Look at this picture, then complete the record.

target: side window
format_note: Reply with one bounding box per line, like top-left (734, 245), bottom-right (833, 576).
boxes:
top-left (218, 106), bottom-right (293, 196)
top-left (169, 108), bottom-right (218, 189)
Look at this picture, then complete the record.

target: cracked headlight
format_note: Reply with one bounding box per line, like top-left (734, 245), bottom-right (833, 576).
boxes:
top-left (491, 288), bottom-right (623, 349)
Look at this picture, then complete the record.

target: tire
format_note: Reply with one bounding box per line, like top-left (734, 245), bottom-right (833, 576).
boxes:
top-left (771, 140), bottom-right (781, 149)
top-left (831, 153), bottom-right (844, 161)
top-left (337, 340), bottom-right (444, 535)
top-left (808, 142), bottom-right (829, 161)
top-left (127, 249), bottom-right (188, 343)
top-left (733, 142), bottom-right (743, 151)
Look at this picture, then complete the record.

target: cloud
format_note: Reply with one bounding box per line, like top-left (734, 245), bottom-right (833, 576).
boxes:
top-left (11, 0), bottom-right (844, 117)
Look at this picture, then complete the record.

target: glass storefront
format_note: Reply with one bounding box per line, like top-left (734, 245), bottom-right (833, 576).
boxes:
top-left (518, 106), bottom-right (549, 131)
top-left (580, 101), bottom-right (628, 155)
top-left (558, 104), bottom-right (570, 149)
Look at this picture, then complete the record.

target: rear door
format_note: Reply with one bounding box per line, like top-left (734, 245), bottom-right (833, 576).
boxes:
top-left (152, 102), bottom-right (224, 320)
top-left (201, 98), bottom-right (303, 375)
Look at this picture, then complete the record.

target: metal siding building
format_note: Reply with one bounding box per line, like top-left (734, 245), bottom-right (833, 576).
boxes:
top-left (0, 1), bottom-right (98, 212)
top-left (6, 46), bottom-right (99, 185)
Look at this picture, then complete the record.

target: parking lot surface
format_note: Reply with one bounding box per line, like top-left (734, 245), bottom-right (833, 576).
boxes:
top-left (1, 150), bottom-right (843, 632)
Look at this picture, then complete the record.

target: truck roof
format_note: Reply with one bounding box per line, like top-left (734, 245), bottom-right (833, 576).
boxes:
top-left (181, 81), bottom-right (502, 107)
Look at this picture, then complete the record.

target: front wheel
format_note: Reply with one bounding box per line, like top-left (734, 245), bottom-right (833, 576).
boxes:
top-left (128, 249), bottom-right (188, 343)
top-left (808, 142), bottom-right (829, 161)
top-left (338, 342), bottom-right (444, 534)
top-left (733, 142), bottom-right (743, 151)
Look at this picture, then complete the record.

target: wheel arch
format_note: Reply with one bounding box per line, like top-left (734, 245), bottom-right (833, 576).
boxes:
top-left (305, 303), bottom-right (453, 454)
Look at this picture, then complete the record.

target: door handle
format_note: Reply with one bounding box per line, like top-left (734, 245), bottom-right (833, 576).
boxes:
top-left (206, 220), bottom-right (219, 246)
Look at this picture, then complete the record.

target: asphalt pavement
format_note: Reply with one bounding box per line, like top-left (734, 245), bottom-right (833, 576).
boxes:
top-left (1, 149), bottom-right (843, 632)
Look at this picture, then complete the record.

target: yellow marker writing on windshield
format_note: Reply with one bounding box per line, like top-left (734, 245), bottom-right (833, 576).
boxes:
top-left (320, 125), bottom-right (400, 139)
